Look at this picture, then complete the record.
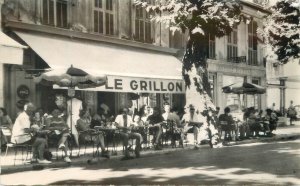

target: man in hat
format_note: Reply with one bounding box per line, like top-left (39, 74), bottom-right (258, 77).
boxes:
top-left (146, 107), bottom-right (164, 150)
top-left (181, 104), bottom-right (203, 149)
top-left (287, 100), bottom-right (297, 125)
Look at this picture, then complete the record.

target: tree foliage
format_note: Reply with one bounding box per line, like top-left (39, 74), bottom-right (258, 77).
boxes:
top-left (259, 0), bottom-right (300, 64)
top-left (134, 0), bottom-right (242, 110)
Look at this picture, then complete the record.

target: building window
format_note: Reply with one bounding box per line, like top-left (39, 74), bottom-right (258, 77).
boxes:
top-left (134, 0), bottom-right (153, 43)
top-left (170, 30), bottom-right (184, 49)
top-left (207, 34), bottom-right (216, 59)
top-left (227, 25), bottom-right (238, 61)
top-left (94, 0), bottom-right (115, 35)
top-left (42, 0), bottom-right (68, 28)
top-left (248, 21), bottom-right (258, 65)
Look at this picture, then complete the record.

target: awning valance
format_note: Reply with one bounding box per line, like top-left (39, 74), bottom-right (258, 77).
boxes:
top-left (15, 31), bottom-right (185, 93)
top-left (0, 31), bottom-right (27, 65)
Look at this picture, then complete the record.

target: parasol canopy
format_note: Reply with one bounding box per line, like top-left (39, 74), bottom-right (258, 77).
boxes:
top-left (222, 82), bottom-right (266, 95)
top-left (34, 65), bottom-right (107, 89)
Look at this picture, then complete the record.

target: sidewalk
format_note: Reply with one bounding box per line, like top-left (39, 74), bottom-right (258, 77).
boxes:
top-left (1, 122), bottom-right (300, 174)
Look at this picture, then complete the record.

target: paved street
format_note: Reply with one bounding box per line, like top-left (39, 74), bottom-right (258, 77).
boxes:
top-left (1, 139), bottom-right (300, 185)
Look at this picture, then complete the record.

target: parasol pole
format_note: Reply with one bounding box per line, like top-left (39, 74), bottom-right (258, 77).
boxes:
top-left (253, 95), bottom-right (256, 109)
top-left (238, 93), bottom-right (241, 111)
top-left (67, 76), bottom-right (75, 157)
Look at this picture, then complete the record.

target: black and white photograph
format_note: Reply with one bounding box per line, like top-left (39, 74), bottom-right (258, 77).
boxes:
top-left (0, 0), bottom-right (299, 185)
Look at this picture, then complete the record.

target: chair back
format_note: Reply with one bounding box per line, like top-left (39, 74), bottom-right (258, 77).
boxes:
top-left (220, 121), bottom-right (228, 125)
top-left (1, 127), bottom-right (12, 136)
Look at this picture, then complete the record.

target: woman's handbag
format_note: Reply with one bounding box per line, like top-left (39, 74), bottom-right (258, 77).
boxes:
top-left (43, 150), bottom-right (53, 161)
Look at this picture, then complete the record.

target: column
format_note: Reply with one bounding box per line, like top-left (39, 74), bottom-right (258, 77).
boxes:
top-left (260, 77), bottom-right (267, 110)
top-left (0, 0), bottom-right (4, 107)
top-left (279, 78), bottom-right (286, 115)
top-left (216, 72), bottom-right (223, 110)
top-left (0, 64), bottom-right (3, 107)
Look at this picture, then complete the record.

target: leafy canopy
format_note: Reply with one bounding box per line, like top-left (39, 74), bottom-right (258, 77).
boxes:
top-left (259, 0), bottom-right (300, 64)
top-left (134, 0), bottom-right (243, 93)
top-left (135, 0), bottom-right (242, 38)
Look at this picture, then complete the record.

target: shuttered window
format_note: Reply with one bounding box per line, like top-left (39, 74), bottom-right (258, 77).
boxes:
top-left (227, 25), bottom-right (238, 61)
top-left (94, 0), bottom-right (115, 36)
top-left (248, 21), bottom-right (258, 65)
top-left (42, 0), bottom-right (68, 28)
top-left (134, 0), bottom-right (153, 43)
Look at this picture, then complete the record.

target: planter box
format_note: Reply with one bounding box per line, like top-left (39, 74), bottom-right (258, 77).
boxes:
top-left (277, 117), bottom-right (288, 127)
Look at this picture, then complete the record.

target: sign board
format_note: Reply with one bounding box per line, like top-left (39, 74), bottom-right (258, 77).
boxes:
top-left (17, 85), bottom-right (30, 99)
top-left (67, 87), bottom-right (75, 97)
top-left (54, 75), bottom-right (185, 94)
top-left (252, 0), bottom-right (269, 5)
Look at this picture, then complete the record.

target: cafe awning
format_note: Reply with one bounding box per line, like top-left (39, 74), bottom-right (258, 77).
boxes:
top-left (15, 31), bottom-right (185, 93)
top-left (0, 31), bottom-right (27, 64)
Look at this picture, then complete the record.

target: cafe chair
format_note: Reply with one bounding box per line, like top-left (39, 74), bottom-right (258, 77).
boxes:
top-left (47, 132), bottom-right (68, 160)
top-left (219, 121), bottom-right (235, 142)
top-left (78, 129), bottom-right (95, 156)
top-left (5, 136), bottom-right (32, 166)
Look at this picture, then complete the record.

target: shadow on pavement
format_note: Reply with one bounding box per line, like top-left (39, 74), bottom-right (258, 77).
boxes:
top-left (46, 140), bottom-right (300, 185)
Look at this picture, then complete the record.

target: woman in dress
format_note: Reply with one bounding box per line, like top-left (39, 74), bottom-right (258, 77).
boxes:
top-left (46, 109), bottom-right (71, 162)
top-left (77, 109), bottom-right (109, 158)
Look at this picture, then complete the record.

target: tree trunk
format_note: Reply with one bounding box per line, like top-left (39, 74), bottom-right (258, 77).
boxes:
top-left (183, 33), bottom-right (214, 112)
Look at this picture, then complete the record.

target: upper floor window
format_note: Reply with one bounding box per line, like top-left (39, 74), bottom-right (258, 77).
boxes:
top-left (227, 25), bottom-right (238, 61)
top-left (94, 0), bottom-right (115, 35)
top-left (248, 21), bottom-right (258, 65)
top-left (134, 0), bottom-right (154, 43)
top-left (170, 30), bottom-right (184, 49)
top-left (42, 0), bottom-right (68, 28)
top-left (207, 34), bottom-right (215, 59)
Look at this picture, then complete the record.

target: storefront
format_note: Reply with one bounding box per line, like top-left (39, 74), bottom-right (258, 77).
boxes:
top-left (208, 59), bottom-right (266, 113)
top-left (11, 30), bottom-right (185, 117)
top-left (0, 31), bottom-right (27, 108)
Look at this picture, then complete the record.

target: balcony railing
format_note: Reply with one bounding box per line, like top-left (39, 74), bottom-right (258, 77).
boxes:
top-left (227, 56), bottom-right (247, 64)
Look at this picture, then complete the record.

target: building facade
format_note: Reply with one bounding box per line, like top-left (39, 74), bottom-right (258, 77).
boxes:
top-left (208, 0), bottom-right (268, 112)
top-left (266, 58), bottom-right (300, 113)
top-left (1, 0), bottom-right (186, 119)
top-left (1, 0), bottom-right (267, 119)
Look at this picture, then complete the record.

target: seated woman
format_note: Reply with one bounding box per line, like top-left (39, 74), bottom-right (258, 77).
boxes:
top-left (139, 105), bottom-right (151, 123)
top-left (32, 109), bottom-right (45, 128)
top-left (77, 109), bottom-right (109, 158)
top-left (264, 109), bottom-right (278, 134)
top-left (247, 108), bottom-right (261, 137)
top-left (131, 115), bottom-right (145, 146)
top-left (0, 107), bottom-right (13, 147)
top-left (91, 108), bottom-right (107, 129)
top-left (45, 109), bottom-right (71, 163)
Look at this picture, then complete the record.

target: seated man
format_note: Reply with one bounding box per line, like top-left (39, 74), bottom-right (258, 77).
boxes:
top-left (11, 103), bottom-right (51, 164)
top-left (146, 107), bottom-right (164, 150)
top-left (45, 109), bottom-right (71, 163)
top-left (77, 109), bottom-right (109, 158)
top-left (218, 107), bottom-right (236, 142)
top-left (115, 108), bottom-right (142, 159)
top-left (162, 103), bottom-right (184, 147)
top-left (181, 104), bottom-right (204, 148)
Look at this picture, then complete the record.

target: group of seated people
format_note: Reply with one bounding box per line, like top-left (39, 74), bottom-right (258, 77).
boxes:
top-left (1, 101), bottom-right (280, 164)
top-left (218, 106), bottom-right (279, 141)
